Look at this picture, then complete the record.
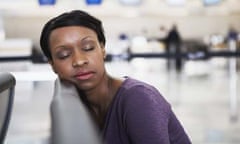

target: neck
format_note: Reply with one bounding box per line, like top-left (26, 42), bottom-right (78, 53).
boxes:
top-left (79, 74), bottom-right (115, 127)
top-left (89, 76), bottom-right (113, 108)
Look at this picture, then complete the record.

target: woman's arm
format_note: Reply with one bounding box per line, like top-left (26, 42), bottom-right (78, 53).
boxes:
top-left (122, 85), bottom-right (190, 144)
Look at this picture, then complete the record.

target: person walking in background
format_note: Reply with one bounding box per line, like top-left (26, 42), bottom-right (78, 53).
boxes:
top-left (40, 10), bottom-right (191, 144)
top-left (227, 25), bottom-right (238, 41)
top-left (165, 24), bottom-right (183, 72)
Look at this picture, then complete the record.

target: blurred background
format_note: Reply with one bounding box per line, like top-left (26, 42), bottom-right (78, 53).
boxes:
top-left (0, 0), bottom-right (240, 144)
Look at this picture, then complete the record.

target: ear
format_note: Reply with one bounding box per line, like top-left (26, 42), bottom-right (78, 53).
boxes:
top-left (100, 43), bottom-right (106, 59)
top-left (48, 60), bottom-right (57, 74)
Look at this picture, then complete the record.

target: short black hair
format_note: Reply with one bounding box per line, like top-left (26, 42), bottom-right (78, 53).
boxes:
top-left (40, 10), bottom-right (106, 60)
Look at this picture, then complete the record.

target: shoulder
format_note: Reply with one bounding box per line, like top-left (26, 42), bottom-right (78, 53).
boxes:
top-left (118, 77), bottom-right (171, 114)
top-left (120, 77), bottom-right (159, 92)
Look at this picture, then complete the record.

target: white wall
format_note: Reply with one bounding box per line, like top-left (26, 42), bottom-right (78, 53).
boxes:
top-left (3, 14), bottom-right (240, 47)
top-left (1, 0), bottom-right (240, 49)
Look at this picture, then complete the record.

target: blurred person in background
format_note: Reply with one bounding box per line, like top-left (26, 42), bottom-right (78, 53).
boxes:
top-left (40, 10), bottom-right (191, 144)
top-left (227, 25), bottom-right (238, 41)
top-left (165, 24), bottom-right (183, 72)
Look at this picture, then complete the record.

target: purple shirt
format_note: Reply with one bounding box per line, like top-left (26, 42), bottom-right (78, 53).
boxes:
top-left (102, 77), bottom-right (191, 144)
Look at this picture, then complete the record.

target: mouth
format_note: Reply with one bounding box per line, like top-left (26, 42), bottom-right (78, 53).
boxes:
top-left (74, 71), bottom-right (94, 80)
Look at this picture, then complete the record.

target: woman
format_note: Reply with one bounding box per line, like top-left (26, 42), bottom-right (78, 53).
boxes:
top-left (40, 10), bottom-right (191, 144)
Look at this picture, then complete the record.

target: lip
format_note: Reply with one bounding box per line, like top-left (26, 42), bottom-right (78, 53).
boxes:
top-left (74, 71), bottom-right (94, 80)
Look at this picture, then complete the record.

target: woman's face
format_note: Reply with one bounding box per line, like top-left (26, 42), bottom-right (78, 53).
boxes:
top-left (49, 26), bottom-right (106, 91)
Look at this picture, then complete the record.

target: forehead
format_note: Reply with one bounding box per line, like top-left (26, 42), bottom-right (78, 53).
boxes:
top-left (50, 26), bottom-right (97, 40)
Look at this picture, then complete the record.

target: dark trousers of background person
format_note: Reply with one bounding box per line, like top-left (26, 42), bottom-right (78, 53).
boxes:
top-left (166, 42), bottom-right (182, 72)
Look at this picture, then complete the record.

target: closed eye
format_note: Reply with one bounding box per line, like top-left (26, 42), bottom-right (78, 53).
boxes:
top-left (56, 50), bottom-right (71, 59)
top-left (83, 45), bottom-right (95, 51)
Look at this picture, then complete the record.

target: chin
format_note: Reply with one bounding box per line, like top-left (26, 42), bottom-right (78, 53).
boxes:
top-left (75, 81), bottom-right (96, 91)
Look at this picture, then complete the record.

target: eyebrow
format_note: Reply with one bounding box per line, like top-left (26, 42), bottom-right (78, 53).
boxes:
top-left (80, 36), bottom-right (95, 42)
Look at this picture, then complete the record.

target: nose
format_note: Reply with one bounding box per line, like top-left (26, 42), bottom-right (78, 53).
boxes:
top-left (72, 51), bottom-right (88, 67)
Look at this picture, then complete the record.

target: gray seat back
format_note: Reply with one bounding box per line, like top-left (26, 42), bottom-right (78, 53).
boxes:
top-left (0, 72), bottom-right (15, 144)
top-left (50, 78), bottom-right (102, 144)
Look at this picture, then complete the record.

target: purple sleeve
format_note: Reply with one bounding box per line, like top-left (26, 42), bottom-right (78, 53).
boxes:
top-left (121, 85), bottom-right (191, 144)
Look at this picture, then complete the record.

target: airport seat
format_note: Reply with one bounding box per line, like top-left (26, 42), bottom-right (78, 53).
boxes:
top-left (50, 78), bottom-right (102, 144)
top-left (0, 73), bottom-right (16, 144)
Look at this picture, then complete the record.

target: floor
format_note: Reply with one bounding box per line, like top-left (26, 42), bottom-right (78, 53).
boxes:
top-left (3, 58), bottom-right (240, 144)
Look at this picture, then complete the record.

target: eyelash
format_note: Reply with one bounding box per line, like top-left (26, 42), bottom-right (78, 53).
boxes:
top-left (83, 46), bottom-right (94, 51)
top-left (56, 45), bottom-right (95, 60)
top-left (58, 52), bottom-right (70, 60)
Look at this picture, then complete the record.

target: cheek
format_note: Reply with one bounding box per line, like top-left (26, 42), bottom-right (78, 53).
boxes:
top-left (91, 54), bottom-right (105, 68)
top-left (97, 59), bottom-right (106, 76)
top-left (53, 61), bottom-right (72, 76)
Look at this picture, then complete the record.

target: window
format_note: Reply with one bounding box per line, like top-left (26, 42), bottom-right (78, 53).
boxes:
top-left (203, 0), bottom-right (221, 6)
top-left (167, 0), bottom-right (186, 6)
